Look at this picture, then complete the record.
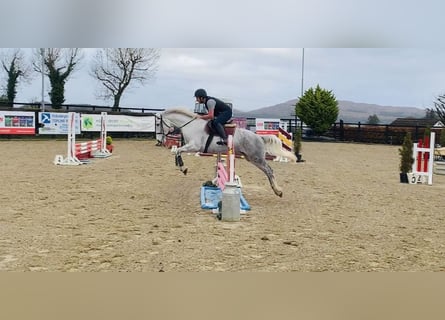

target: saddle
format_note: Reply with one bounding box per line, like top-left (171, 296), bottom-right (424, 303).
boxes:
top-left (204, 119), bottom-right (234, 135)
top-left (203, 121), bottom-right (236, 153)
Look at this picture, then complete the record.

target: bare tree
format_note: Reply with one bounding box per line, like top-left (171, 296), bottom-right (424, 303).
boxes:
top-left (0, 48), bottom-right (32, 106)
top-left (33, 48), bottom-right (83, 109)
top-left (433, 94), bottom-right (445, 123)
top-left (424, 107), bottom-right (438, 120)
top-left (91, 48), bottom-right (160, 110)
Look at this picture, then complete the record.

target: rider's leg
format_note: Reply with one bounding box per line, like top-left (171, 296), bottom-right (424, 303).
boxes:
top-left (214, 121), bottom-right (228, 145)
top-left (214, 110), bottom-right (232, 145)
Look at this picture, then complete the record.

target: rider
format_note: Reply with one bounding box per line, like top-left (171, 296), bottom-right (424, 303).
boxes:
top-left (194, 88), bottom-right (233, 145)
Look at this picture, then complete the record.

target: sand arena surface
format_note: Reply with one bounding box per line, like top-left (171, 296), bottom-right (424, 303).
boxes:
top-left (0, 139), bottom-right (444, 271)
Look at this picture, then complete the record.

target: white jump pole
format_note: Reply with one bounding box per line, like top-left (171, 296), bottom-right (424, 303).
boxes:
top-left (100, 112), bottom-right (108, 153)
top-left (93, 112), bottom-right (111, 158)
top-left (228, 134), bottom-right (235, 183)
top-left (55, 112), bottom-right (82, 165)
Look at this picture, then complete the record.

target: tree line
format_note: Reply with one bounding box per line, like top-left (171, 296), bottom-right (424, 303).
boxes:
top-left (0, 48), bottom-right (160, 110)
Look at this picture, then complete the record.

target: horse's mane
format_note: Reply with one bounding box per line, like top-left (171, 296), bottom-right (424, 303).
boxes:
top-left (164, 108), bottom-right (195, 118)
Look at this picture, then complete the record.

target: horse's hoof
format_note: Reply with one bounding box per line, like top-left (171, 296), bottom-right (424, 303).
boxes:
top-left (277, 191), bottom-right (283, 197)
top-left (183, 168), bottom-right (188, 175)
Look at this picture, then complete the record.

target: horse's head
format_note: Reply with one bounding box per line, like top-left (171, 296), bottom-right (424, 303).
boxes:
top-left (157, 108), bottom-right (196, 137)
top-left (155, 113), bottom-right (177, 137)
top-left (160, 108), bottom-right (202, 133)
top-left (158, 108), bottom-right (209, 149)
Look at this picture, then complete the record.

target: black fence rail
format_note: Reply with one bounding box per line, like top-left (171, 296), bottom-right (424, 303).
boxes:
top-left (325, 120), bottom-right (444, 145)
top-left (0, 101), bottom-right (165, 114)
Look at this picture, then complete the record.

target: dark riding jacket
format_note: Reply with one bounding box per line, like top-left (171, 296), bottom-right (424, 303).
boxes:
top-left (205, 96), bottom-right (232, 124)
top-left (205, 96), bottom-right (232, 116)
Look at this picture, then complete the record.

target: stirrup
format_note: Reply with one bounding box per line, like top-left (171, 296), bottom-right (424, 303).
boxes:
top-left (216, 140), bottom-right (227, 145)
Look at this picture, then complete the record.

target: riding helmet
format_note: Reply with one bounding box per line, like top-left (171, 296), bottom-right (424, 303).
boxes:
top-left (194, 88), bottom-right (207, 98)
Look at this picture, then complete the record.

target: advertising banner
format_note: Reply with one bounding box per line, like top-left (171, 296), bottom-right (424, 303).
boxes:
top-left (0, 111), bottom-right (35, 134)
top-left (38, 112), bottom-right (81, 135)
top-left (232, 117), bottom-right (247, 129)
top-left (255, 118), bottom-right (281, 135)
top-left (81, 114), bottom-right (155, 132)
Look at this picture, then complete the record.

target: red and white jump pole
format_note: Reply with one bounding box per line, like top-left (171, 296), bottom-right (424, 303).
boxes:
top-left (54, 112), bottom-right (111, 166)
top-left (411, 132), bottom-right (435, 185)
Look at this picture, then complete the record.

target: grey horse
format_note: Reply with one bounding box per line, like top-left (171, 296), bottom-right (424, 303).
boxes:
top-left (158, 108), bottom-right (296, 197)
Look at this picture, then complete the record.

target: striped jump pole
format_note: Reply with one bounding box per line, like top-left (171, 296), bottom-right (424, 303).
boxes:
top-left (54, 112), bottom-right (111, 166)
top-left (214, 124), bottom-right (239, 190)
top-left (411, 132), bottom-right (435, 185)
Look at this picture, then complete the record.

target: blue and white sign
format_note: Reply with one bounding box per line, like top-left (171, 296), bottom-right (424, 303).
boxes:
top-left (38, 112), bottom-right (81, 134)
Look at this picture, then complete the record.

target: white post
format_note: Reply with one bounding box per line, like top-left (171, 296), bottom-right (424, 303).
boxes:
top-left (100, 112), bottom-right (107, 153)
top-left (427, 132), bottom-right (435, 185)
top-left (54, 112), bottom-right (82, 165)
top-left (67, 112), bottom-right (76, 160)
top-left (228, 134), bottom-right (235, 183)
top-left (91, 112), bottom-right (111, 158)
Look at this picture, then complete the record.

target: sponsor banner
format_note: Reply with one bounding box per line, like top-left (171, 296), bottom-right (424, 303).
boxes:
top-left (255, 118), bottom-right (281, 132)
top-left (81, 114), bottom-right (155, 132)
top-left (38, 112), bottom-right (81, 134)
top-left (0, 111), bottom-right (35, 135)
top-left (232, 117), bottom-right (247, 129)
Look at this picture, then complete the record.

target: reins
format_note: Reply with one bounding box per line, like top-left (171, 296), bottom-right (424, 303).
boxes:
top-left (159, 114), bottom-right (196, 137)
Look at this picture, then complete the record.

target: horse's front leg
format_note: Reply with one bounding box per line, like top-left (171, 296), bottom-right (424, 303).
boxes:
top-left (174, 143), bottom-right (200, 175)
top-left (175, 150), bottom-right (188, 175)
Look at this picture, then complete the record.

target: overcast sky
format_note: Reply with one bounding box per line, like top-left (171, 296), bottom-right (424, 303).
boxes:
top-left (12, 48), bottom-right (445, 112)
top-left (3, 1), bottom-right (445, 112)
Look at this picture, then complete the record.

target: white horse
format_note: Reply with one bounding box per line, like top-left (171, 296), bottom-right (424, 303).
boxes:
top-left (158, 108), bottom-right (296, 197)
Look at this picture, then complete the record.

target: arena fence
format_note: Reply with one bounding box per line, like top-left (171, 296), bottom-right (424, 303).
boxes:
top-left (325, 121), bottom-right (445, 145)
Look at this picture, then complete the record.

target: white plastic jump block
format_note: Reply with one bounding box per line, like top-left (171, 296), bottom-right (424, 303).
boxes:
top-left (273, 156), bottom-right (289, 162)
top-left (53, 154), bottom-right (82, 166)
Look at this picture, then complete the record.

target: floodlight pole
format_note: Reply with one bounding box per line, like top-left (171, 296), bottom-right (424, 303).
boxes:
top-left (295, 48), bottom-right (305, 133)
top-left (301, 48), bottom-right (305, 98)
top-left (40, 48), bottom-right (45, 112)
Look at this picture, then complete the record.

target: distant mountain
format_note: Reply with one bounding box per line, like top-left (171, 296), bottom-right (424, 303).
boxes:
top-left (233, 99), bottom-right (426, 124)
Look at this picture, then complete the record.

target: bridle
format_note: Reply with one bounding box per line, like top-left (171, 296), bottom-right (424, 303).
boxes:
top-left (158, 114), bottom-right (196, 138)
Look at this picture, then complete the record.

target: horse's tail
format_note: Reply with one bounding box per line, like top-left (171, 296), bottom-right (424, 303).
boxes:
top-left (261, 135), bottom-right (297, 162)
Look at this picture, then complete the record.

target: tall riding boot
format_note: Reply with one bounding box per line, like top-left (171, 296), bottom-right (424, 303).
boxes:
top-left (214, 122), bottom-right (228, 145)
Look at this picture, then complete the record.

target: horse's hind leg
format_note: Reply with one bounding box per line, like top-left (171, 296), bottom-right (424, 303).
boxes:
top-left (249, 158), bottom-right (283, 197)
